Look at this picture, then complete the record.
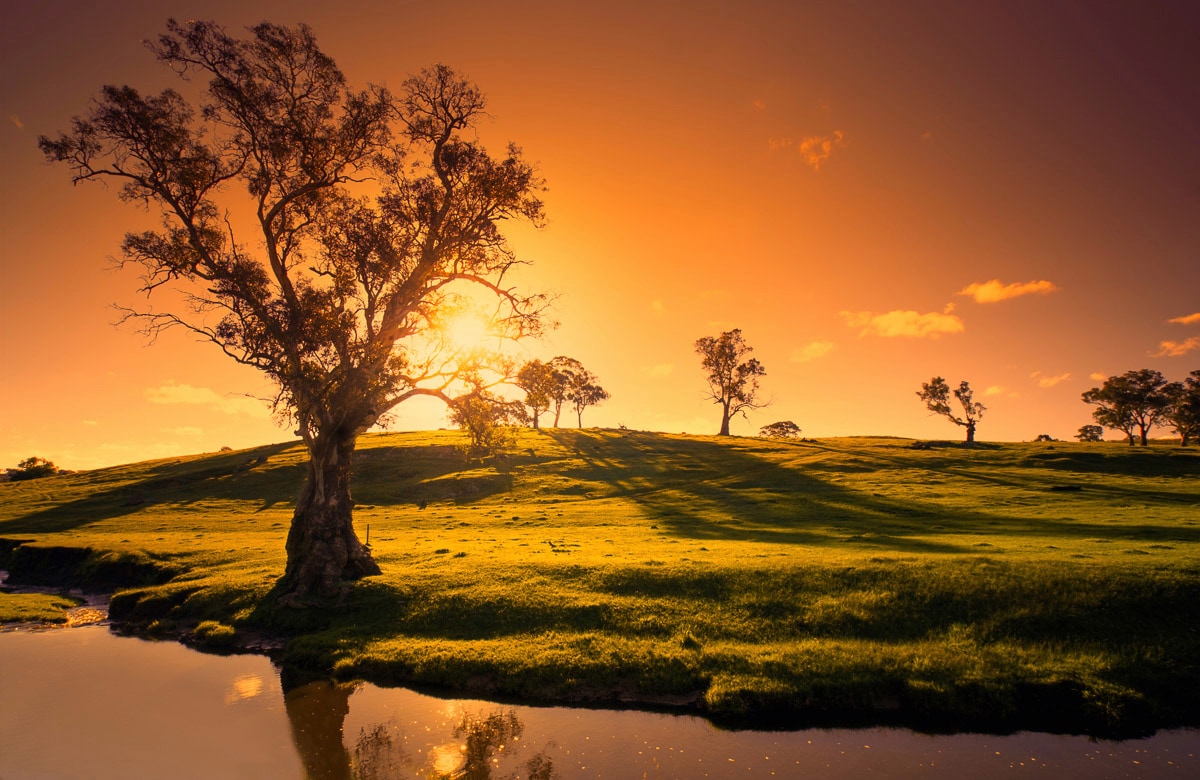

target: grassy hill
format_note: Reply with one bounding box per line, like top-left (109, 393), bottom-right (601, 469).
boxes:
top-left (3, 430), bottom-right (1199, 734)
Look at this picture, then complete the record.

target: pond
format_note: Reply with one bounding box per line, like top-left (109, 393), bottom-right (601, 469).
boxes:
top-left (0, 625), bottom-right (1195, 779)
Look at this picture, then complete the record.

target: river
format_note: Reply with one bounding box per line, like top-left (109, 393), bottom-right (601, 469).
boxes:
top-left (0, 625), bottom-right (1195, 779)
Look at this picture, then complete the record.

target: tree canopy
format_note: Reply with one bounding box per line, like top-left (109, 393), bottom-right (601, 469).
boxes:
top-left (1082, 370), bottom-right (1170, 446)
top-left (1162, 370), bottom-right (1200, 447)
top-left (917, 377), bottom-right (985, 443)
top-left (759, 421), bottom-right (802, 439)
top-left (40, 20), bottom-right (547, 602)
top-left (695, 329), bottom-right (766, 436)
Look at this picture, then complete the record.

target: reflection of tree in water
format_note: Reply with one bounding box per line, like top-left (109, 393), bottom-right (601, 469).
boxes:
top-left (353, 707), bottom-right (557, 780)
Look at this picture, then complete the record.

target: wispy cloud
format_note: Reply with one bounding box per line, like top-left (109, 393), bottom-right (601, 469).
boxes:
top-left (1168, 312), bottom-right (1200, 326)
top-left (82, 420), bottom-right (99, 427)
top-left (984, 385), bottom-right (1005, 396)
top-left (1153, 337), bottom-right (1200, 357)
top-left (144, 383), bottom-right (270, 417)
top-left (958, 279), bottom-right (1058, 303)
top-left (751, 98), bottom-right (766, 111)
top-left (650, 300), bottom-right (666, 316)
top-left (770, 130), bottom-right (847, 170)
top-left (1031, 371), bottom-right (1071, 388)
top-left (1089, 372), bottom-right (1108, 382)
top-left (790, 340), bottom-right (834, 362)
top-left (841, 307), bottom-right (964, 338)
top-left (644, 364), bottom-right (673, 378)
top-left (8, 114), bottom-right (23, 130)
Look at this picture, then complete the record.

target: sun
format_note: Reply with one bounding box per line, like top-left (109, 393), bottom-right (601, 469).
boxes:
top-left (442, 311), bottom-right (493, 352)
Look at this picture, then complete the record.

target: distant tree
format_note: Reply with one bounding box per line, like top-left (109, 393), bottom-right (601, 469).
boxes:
top-left (9, 456), bottom-right (59, 481)
top-left (1034, 434), bottom-right (1056, 442)
top-left (1161, 370), bottom-right (1200, 446)
top-left (516, 360), bottom-right (556, 429)
top-left (567, 371), bottom-right (610, 427)
top-left (1082, 370), bottom-right (1171, 446)
top-left (40, 20), bottom-right (547, 602)
top-left (759, 421), bottom-right (802, 439)
top-left (695, 329), bottom-right (767, 436)
top-left (916, 377), bottom-right (986, 444)
top-left (448, 385), bottom-right (527, 459)
top-left (1075, 424), bottom-right (1105, 443)
top-left (546, 356), bottom-right (584, 427)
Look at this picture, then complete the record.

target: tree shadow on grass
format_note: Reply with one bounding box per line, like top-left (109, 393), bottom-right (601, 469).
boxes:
top-left (545, 431), bottom-right (1200, 551)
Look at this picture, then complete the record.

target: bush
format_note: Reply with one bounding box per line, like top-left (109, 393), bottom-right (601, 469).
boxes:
top-left (759, 421), bottom-right (802, 439)
top-left (8, 456), bottom-right (58, 481)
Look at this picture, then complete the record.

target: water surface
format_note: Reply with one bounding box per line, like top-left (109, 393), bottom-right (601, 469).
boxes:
top-left (0, 626), bottom-right (1195, 778)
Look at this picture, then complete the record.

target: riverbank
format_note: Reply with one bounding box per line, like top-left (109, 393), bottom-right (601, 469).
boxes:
top-left (3, 430), bottom-right (1199, 736)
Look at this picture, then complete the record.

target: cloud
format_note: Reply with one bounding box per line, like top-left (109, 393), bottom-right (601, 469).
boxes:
top-left (984, 385), bottom-right (1005, 396)
top-left (1153, 337), bottom-right (1200, 357)
top-left (751, 98), bottom-right (766, 111)
top-left (1089, 372), bottom-right (1108, 382)
top-left (769, 130), bottom-right (848, 170)
top-left (1031, 371), bottom-right (1071, 388)
top-left (644, 364), bottom-right (673, 377)
top-left (957, 279), bottom-right (1058, 303)
top-left (791, 340), bottom-right (835, 362)
top-left (144, 383), bottom-right (270, 417)
top-left (799, 131), bottom-right (847, 170)
top-left (1168, 312), bottom-right (1200, 326)
top-left (841, 308), bottom-right (965, 338)
top-left (82, 420), bottom-right (99, 427)
top-left (8, 114), bottom-right (23, 130)
top-left (650, 300), bottom-right (666, 316)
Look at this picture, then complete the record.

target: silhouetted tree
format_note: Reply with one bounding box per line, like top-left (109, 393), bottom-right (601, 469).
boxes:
top-left (1162, 370), bottom-right (1200, 446)
top-left (1075, 424), bottom-right (1105, 443)
top-left (1034, 434), bottom-right (1056, 442)
top-left (695, 329), bottom-right (766, 436)
top-left (1082, 370), bottom-right (1170, 446)
top-left (516, 359), bottom-right (555, 429)
top-left (567, 370), bottom-right (609, 427)
top-left (8, 456), bottom-right (58, 481)
top-left (41, 20), bottom-right (546, 602)
top-left (448, 384), bottom-right (527, 459)
top-left (759, 421), bottom-right (802, 438)
top-left (546, 355), bottom-right (584, 427)
top-left (917, 377), bottom-right (985, 443)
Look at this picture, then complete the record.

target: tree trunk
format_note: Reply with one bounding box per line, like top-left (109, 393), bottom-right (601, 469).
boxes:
top-left (577, 409), bottom-right (583, 428)
top-left (719, 402), bottom-right (731, 436)
top-left (531, 411), bottom-right (540, 430)
top-left (279, 431), bottom-right (379, 604)
top-left (1139, 425), bottom-right (1149, 446)
top-left (965, 422), bottom-right (976, 444)
top-left (553, 404), bottom-right (562, 427)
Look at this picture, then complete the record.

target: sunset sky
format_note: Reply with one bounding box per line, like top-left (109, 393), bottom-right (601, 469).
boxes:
top-left (3, 0), bottom-right (1200, 470)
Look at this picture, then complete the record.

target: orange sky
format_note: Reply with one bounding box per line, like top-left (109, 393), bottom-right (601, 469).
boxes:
top-left (3, 0), bottom-right (1200, 470)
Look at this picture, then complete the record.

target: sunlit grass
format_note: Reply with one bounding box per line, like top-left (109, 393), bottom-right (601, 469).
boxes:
top-left (2, 430), bottom-right (1198, 731)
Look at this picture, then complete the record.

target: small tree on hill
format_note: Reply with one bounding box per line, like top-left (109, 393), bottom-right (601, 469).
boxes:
top-left (759, 421), bottom-right (802, 439)
top-left (546, 356), bottom-right (584, 427)
top-left (695, 329), bottom-right (767, 436)
top-left (9, 456), bottom-right (59, 481)
top-left (1082, 369), bottom-right (1170, 446)
top-left (1075, 424), bottom-right (1105, 443)
top-left (917, 377), bottom-right (986, 444)
top-left (567, 371), bottom-right (610, 427)
top-left (516, 360), bottom-right (555, 429)
top-left (448, 385), bottom-right (527, 459)
top-left (1162, 370), bottom-right (1200, 446)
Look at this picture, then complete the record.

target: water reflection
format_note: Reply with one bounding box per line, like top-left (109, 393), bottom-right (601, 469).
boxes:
top-left (284, 674), bottom-right (558, 780)
top-left (0, 627), bottom-right (1196, 779)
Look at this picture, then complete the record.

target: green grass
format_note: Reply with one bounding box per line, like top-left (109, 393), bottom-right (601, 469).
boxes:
top-left (2, 430), bottom-right (1199, 733)
top-left (0, 591), bottom-right (82, 623)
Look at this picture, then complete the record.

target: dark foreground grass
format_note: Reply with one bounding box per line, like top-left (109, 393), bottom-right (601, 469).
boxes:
top-left (2, 431), bottom-right (1198, 734)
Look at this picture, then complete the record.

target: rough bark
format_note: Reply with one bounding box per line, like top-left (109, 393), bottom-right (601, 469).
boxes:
top-left (965, 422), bottom-right (976, 444)
top-left (279, 432), bottom-right (380, 604)
top-left (719, 402), bottom-right (732, 436)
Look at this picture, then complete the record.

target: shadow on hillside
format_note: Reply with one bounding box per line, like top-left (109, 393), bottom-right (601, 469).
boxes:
top-left (0, 443), bottom-right (302, 534)
top-left (546, 431), bottom-right (1200, 550)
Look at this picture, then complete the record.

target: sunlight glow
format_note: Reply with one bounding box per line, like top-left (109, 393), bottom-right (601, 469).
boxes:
top-left (442, 312), bottom-right (493, 353)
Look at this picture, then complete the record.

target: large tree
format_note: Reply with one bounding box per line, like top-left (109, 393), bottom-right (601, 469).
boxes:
top-left (1082, 370), bottom-right (1170, 446)
top-left (515, 359), bottom-right (555, 429)
top-left (41, 20), bottom-right (546, 602)
top-left (917, 377), bottom-right (985, 444)
top-left (695, 329), bottom-right (766, 436)
top-left (546, 355), bottom-right (584, 427)
top-left (1162, 370), bottom-right (1200, 447)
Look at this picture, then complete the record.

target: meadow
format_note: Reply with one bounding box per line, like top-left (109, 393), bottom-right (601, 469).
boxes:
top-left (2, 430), bottom-right (1198, 734)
